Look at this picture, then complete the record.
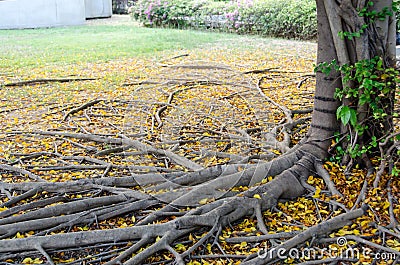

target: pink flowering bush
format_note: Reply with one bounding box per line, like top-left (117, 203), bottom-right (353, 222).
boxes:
top-left (132, 0), bottom-right (317, 40)
top-left (132, 0), bottom-right (206, 27)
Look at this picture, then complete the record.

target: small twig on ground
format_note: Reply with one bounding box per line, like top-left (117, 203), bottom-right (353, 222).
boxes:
top-left (374, 131), bottom-right (400, 188)
top-left (160, 64), bottom-right (234, 71)
top-left (296, 74), bottom-right (315, 89)
top-left (122, 80), bottom-right (160, 86)
top-left (63, 99), bottom-right (103, 121)
top-left (256, 78), bottom-right (292, 121)
top-left (0, 187), bottom-right (40, 208)
top-left (65, 138), bottom-right (98, 152)
top-left (291, 108), bottom-right (313, 115)
top-left (35, 243), bottom-right (55, 265)
top-left (104, 236), bottom-right (151, 265)
top-left (191, 254), bottom-right (247, 260)
top-left (155, 86), bottom-right (197, 129)
top-left (0, 164), bottom-right (45, 182)
top-left (159, 53), bottom-right (189, 63)
top-left (242, 67), bottom-right (278, 74)
top-left (225, 231), bottom-right (301, 243)
top-left (314, 161), bottom-right (343, 197)
top-left (377, 225), bottom-right (400, 239)
top-left (351, 177), bottom-right (369, 211)
top-left (254, 203), bottom-right (269, 234)
top-left (296, 257), bottom-right (359, 265)
top-left (387, 180), bottom-right (399, 228)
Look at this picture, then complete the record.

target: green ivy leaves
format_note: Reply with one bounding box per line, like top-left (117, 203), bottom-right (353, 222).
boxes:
top-left (338, 0), bottom-right (397, 40)
top-left (316, 55), bottom-right (398, 161)
top-left (336, 106), bottom-right (357, 126)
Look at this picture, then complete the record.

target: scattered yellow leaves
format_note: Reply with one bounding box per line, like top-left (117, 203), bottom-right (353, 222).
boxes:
top-left (199, 198), bottom-right (215, 205)
top-left (253, 194), bottom-right (261, 199)
top-left (312, 186), bottom-right (321, 198)
top-left (22, 258), bottom-right (43, 264)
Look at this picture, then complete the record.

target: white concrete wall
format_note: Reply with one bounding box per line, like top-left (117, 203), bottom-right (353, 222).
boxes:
top-left (0, 0), bottom-right (86, 29)
top-left (397, 46), bottom-right (400, 61)
top-left (85, 0), bottom-right (112, 19)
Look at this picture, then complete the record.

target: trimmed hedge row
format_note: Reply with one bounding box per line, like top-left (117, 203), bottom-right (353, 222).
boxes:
top-left (132, 0), bottom-right (317, 40)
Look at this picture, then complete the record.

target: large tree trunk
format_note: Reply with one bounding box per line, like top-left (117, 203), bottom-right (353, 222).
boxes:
top-left (305, 0), bottom-right (341, 155)
top-left (324, 0), bottom-right (397, 169)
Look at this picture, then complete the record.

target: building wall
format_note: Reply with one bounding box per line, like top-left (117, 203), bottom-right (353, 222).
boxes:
top-left (85, 0), bottom-right (112, 19)
top-left (0, 0), bottom-right (112, 29)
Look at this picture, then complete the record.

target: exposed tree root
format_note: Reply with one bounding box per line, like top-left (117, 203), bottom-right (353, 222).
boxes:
top-left (0, 127), bottom-right (372, 264)
top-left (1, 31), bottom-right (398, 265)
top-left (0, 169), bottom-right (304, 264)
top-left (4, 77), bottom-right (97, 87)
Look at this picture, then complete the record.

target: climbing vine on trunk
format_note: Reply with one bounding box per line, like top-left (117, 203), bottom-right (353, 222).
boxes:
top-left (316, 0), bottom-right (398, 175)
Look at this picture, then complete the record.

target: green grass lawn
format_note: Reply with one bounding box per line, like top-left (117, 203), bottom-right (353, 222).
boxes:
top-left (0, 23), bottom-right (247, 70)
top-left (0, 20), bottom-right (318, 75)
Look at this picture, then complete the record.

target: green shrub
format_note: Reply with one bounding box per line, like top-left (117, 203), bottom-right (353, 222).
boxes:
top-left (132, 0), bottom-right (205, 27)
top-left (132, 0), bottom-right (317, 40)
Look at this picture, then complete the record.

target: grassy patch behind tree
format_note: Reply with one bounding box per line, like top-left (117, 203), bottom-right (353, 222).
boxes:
top-left (0, 23), bottom-right (248, 70)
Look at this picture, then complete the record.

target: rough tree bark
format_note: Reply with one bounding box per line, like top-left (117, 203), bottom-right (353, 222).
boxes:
top-left (328, 0), bottom-right (397, 170)
top-left (0, 0), bottom-right (398, 264)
